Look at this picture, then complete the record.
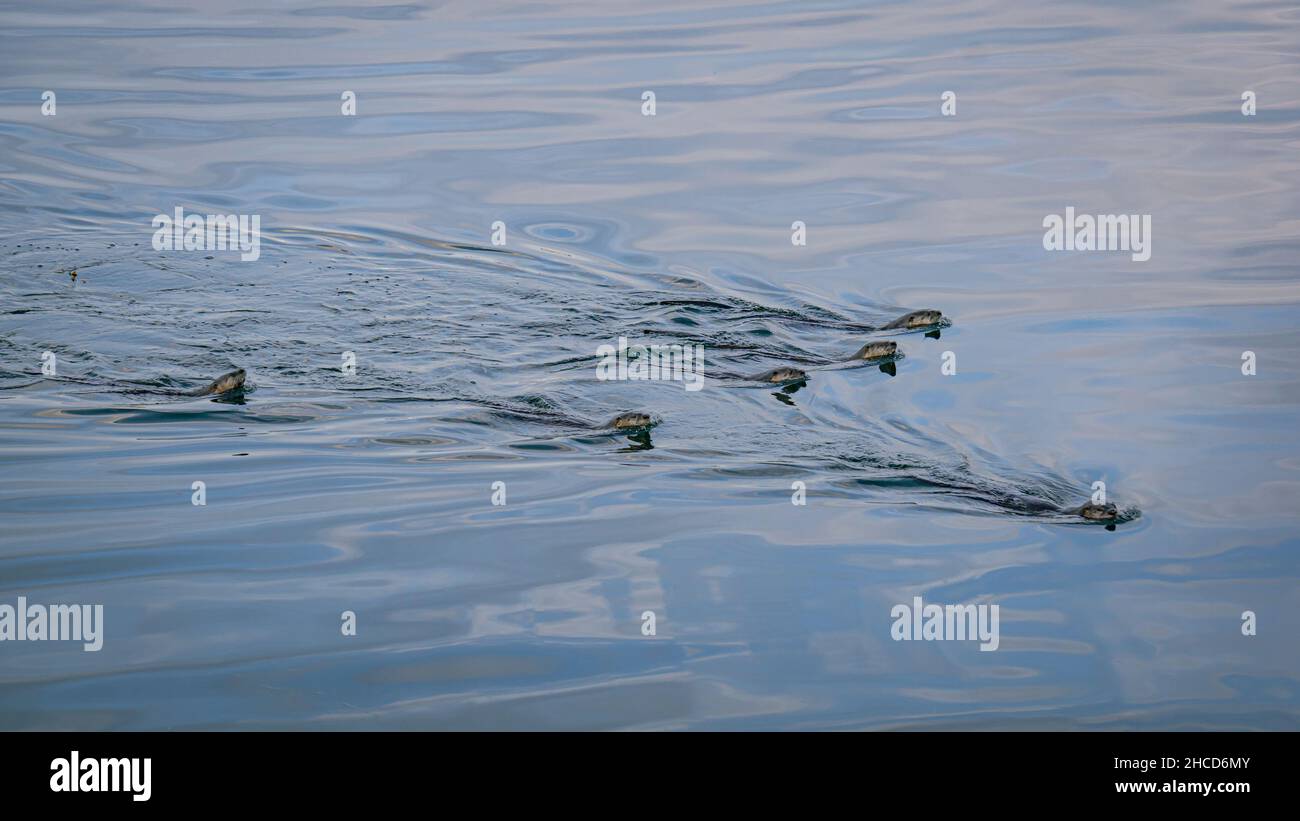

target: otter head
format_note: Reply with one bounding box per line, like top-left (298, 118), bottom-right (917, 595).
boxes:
top-left (1079, 501), bottom-right (1118, 521)
top-left (610, 411), bottom-right (654, 430)
top-left (207, 368), bottom-right (246, 395)
top-left (850, 340), bottom-right (898, 361)
top-left (764, 367), bottom-right (807, 384)
top-left (903, 309), bottom-right (943, 328)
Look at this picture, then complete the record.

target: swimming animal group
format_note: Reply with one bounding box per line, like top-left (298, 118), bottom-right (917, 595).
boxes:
top-left (605, 307), bottom-right (1119, 525)
top-left (749, 310), bottom-right (937, 384)
top-left (74, 310), bottom-right (1118, 525)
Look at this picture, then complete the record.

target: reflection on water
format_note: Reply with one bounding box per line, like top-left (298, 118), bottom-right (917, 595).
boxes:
top-left (0, 0), bottom-right (1298, 730)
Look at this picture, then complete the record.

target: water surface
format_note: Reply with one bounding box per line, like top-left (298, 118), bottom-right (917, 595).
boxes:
top-left (1, 0), bottom-right (1298, 729)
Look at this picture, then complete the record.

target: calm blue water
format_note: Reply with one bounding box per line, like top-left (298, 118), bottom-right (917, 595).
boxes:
top-left (1, 0), bottom-right (1298, 729)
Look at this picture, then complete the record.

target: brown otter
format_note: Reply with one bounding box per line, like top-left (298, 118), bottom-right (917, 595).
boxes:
top-left (43, 367), bottom-right (247, 398)
top-left (609, 411), bottom-right (654, 430)
top-left (883, 309), bottom-right (943, 330)
top-left (184, 368), bottom-right (246, 396)
top-left (752, 367), bottom-right (808, 384)
top-left (1079, 501), bottom-right (1118, 521)
top-left (848, 340), bottom-right (898, 361)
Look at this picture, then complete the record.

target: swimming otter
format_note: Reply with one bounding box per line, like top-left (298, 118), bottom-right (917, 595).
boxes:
top-left (184, 368), bottom-right (246, 396)
top-left (848, 340), bottom-right (897, 361)
top-left (609, 411), bottom-right (654, 430)
top-left (753, 367), bottom-right (807, 384)
top-left (42, 367), bottom-right (247, 398)
top-left (1079, 501), bottom-right (1118, 521)
top-left (883, 309), bottom-right (943, 330)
